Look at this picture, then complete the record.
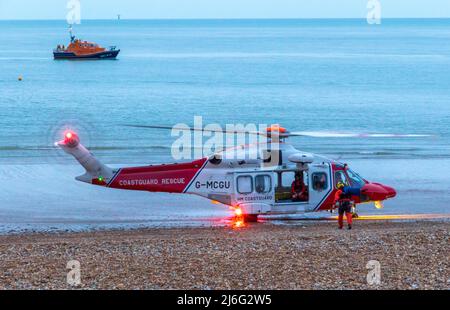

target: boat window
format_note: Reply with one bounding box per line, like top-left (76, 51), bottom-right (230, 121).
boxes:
top-left (312, 172), bottom-right (328, 191)
top-left (237, 175), bottom-right (253, 194)
top-left (346, 169), bottom-right (366, 187)
top-left (255, 175), bottom-right (271, 194)
top-left (334, 170), bottom-right (349, 188)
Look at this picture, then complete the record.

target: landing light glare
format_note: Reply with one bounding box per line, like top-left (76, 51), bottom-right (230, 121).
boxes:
top-left (374, 201), bottom-right (384, 209)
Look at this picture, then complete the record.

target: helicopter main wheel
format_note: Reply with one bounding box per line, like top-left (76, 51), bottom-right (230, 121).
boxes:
top-left (243, 214), bottom-right (259, 222)
top-left (350, 205), bottom-right (358, 219)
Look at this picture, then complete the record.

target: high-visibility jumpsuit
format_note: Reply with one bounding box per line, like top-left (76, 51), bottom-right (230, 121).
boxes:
top-left (334, 189), bottom-right (353, 229)
top-left (291, 180), bottom-right (307, 201)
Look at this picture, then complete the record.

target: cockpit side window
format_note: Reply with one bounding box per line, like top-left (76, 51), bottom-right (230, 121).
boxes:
top-left (334, 170), bottom-right (349, 188)
top-left (312, 172), bottom-right (328, 191)
top-left (346, 169), bottom-right (366, 187)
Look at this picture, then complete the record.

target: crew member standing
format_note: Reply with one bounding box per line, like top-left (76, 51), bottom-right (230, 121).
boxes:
top-left (334, 182), bottom-right (353, 229)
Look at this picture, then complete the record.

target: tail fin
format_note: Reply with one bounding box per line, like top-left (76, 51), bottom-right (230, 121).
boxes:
top-left (55, 131), bottom-right (113, 185)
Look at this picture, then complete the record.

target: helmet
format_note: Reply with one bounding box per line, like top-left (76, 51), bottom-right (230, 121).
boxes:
top-left (336, 182), bottom-right (345, 189)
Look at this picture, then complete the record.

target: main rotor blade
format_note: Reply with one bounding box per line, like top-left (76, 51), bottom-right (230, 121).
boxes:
top-left (124, 125), bottom-right (432, 139)
top-left (288, 131), bottom-right (432, 138)
top-left (123, 124), bottom-right (267, 136)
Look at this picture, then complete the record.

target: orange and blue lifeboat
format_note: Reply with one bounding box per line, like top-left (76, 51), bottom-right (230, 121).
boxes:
top-left (53, 38), bottom-right (120, 60)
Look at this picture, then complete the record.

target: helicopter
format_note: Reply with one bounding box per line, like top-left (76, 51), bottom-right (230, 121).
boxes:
top-left (55, 124), bottom-right (426, 222)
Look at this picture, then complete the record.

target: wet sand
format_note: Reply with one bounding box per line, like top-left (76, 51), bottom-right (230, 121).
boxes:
top-left (0, 220), bottom-right (448, 290)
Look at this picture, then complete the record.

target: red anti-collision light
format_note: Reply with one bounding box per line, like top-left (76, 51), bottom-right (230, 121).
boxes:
top-left (63, 131), bottom-right (79, 148)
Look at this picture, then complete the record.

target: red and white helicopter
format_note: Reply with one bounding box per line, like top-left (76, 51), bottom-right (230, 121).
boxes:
top-left (56, 125), bottom-right (424, 223)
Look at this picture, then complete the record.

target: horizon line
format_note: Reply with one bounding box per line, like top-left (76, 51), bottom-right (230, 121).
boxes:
top-left (1, 17), bottom-right (450, 21)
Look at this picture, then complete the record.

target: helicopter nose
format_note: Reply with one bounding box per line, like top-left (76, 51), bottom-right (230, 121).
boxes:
top-left (382, 185), bottom-right (397, 198)
top-left (361, 183), bottom-right (396, 201)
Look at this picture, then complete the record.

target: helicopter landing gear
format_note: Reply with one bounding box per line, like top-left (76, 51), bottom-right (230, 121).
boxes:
top-left (351, 205), bottom-right (358, 218)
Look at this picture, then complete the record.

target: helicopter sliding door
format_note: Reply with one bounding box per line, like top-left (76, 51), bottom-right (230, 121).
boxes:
top-left (274, 170), bottom-right (309, 203)
top-left (307, 164), bottom-right (332, 211)
top-left (271, 165), bottom-right (332, 213)
top-left (233, 172), bottom-right (275, 214)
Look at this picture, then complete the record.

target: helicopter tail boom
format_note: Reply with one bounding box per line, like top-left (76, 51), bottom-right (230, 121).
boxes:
top-left (106, 158), bottom-right (208, 193)
top-left (55, 131), bottom-right (113, 184)
top-left (56, 130), bottom-right (208, 192)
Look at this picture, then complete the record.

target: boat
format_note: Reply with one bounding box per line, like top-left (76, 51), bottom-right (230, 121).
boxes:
top-left (53, 27), bottom-right (120, 60)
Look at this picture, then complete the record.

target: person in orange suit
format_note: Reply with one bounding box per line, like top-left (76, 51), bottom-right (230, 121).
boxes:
top-left (334, 182), bottom-right (353, 229)
top-left (291, 172), bottom-right (308, 201)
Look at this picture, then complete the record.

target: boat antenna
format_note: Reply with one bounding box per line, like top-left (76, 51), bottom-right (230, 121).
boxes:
top-left (68, 24), bottom-right (75, 43)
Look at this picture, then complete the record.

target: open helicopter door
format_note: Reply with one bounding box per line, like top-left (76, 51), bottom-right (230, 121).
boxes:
top-left (307, 163), bottom-right (333, 212)
top-left (233, 171), bottom-right (275, 215)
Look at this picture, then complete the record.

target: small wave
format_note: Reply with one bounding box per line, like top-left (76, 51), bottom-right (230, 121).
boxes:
top-left (401, 189), bottom-right (449, 194)
top-left (89, 145), bottom-right (171, 151)
top-left (0, 57), bottom-right (49, 61)
top-left (0, 145), bottom-right (172, 151)
top-left (0, 146), bottom-right (55, 151)
top-left (320, 148), bottom-right (450, 159)
top-left (358, 151), bottom-right (398, 155)
top-left (125, 52), bottom-right (450, 60)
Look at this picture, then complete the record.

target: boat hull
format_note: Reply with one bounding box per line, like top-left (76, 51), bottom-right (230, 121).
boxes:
top-left (53, 49), bottom-right (120, 60)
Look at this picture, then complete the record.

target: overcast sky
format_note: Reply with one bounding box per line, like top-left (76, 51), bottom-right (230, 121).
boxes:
top-left (0, 0), bottom-right (449, 20)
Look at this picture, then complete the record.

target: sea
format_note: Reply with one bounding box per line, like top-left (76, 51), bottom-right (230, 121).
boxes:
top-left (0, 19), bottom-right (449, 232)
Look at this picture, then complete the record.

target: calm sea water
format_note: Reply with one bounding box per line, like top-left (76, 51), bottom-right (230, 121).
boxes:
top-left (0, 19), bottom-right (449, 232)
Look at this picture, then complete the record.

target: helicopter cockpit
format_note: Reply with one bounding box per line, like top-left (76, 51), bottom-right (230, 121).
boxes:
top-left (334, 165), bottom-right (367, 188)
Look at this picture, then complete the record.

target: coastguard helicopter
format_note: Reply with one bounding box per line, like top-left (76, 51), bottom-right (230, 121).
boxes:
top-left (56, 125), bottom-right (425, 223)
